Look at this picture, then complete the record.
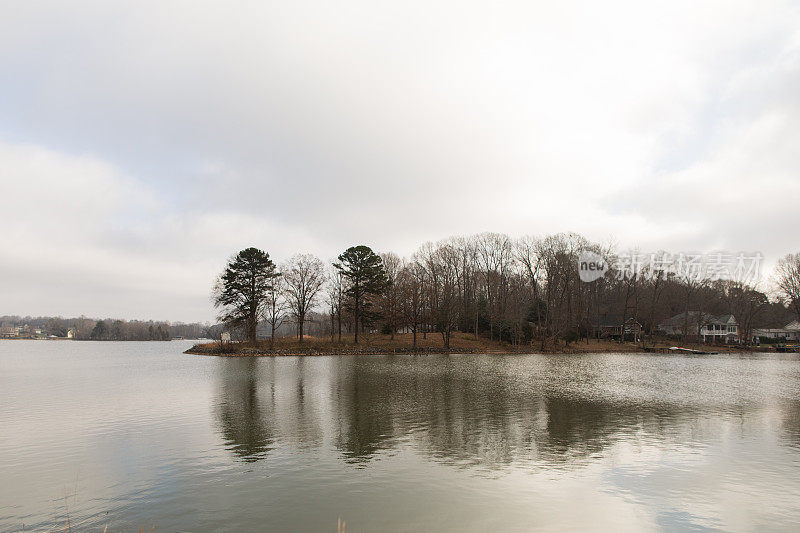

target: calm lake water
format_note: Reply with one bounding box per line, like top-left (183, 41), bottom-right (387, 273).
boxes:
top-left (1, 341), bottom-right (800, 532)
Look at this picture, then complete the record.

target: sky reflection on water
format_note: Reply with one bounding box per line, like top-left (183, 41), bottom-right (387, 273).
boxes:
top-left (1, 341), bottom-right (800, 531)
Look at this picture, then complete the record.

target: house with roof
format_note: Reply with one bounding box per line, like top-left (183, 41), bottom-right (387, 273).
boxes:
top-left (752, 320), bottom-right (800, 343)
top-left (658, 312), bottom-right (739, 343)
top-left (0, 324), bottom-right (21, 338)
top-left (592, 313), bottom-right (642, 341)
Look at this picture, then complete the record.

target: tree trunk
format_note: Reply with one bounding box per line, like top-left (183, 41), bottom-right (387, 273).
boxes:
top-left (354, 282), bottom-right (360, 344)
top-left (249, 276), bottom-right (258, 344)
top-left (249, 311), bottom-right (257, 345)
top-left (298, 314), bottom-right (304, 343)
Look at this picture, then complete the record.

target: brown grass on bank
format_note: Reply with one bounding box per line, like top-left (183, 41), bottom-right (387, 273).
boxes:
top-left (188, 331), bottom-right (508, 356)
top-left (185, 331), bottom-right (760, 357)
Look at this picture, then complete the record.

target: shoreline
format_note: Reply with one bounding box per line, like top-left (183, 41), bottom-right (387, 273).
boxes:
top-left (185, 338), bottom-right (777, 357)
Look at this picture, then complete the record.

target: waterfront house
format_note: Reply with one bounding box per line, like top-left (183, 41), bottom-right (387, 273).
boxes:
top-left (658, 312), bottom-right (739, 343)
top-left (752, 321), bottom-right (800, 343)
top-left (0, 324), bottom-right (21, 338)
top-left (592, 314), bottom-right (643, 341)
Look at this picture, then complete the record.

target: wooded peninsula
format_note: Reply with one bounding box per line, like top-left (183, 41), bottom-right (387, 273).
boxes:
top-left (188, 233), bottom-right (800, 356)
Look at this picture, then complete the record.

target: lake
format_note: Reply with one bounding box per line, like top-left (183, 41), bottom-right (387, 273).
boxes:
top-left (1, 341), bottom-right (799, 531)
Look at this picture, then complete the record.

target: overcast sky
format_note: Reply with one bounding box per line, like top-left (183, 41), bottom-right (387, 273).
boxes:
top-left (1, 0), bottom-right (798, 323)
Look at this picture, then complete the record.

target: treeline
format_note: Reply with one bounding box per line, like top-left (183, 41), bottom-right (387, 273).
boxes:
top-left (0, 315), bottom-right (212, 341)
top-left (214, 234), bottom-right (800, 348)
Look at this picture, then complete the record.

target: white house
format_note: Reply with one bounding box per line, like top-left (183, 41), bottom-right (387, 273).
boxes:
top-left (0, 325), bottom-right (21, 338)
top-left (700, 315), bottom-right (738, 343)
top-left (658, 312), bottom-right (739, 343)
top-left (752, 321), bottom-right (800, 343)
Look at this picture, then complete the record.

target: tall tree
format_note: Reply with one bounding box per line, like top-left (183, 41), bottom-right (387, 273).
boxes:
top-left (214, 247), bottom-right (278, 344)
top-left (398, 262), bottom-right (425, 347)
top-left (379, 252), bottom-right (403, 339)
top-left (45, 317), bottom-right (67, 337)
top-left (724, 281), bottom-right (768, 343)
top-left (263, 275), bottom-right (287, 347)
top-left (516, 236), bottom-right (543, 345)
top-left (476, 233), bottom-right (512, 340)
top-left (326, 265), bottom-right (345, 343)
top-left (282, 254), bottom-right (325, 342)
top-left (775, 253), bottom-right (800, 320)
top-left (90, 320), bottom-right (108, 340)
top-left (335, 245), bottom-right (388, 343)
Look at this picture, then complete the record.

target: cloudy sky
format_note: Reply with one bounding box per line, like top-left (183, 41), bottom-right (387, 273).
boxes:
top-left (1, 0), bottom-right (798, 322)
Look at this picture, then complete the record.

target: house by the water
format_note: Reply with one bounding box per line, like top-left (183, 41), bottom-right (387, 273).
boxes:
top-left (593, 314), bottom-right (643, 342)
top-left (658, 312), bottom-right (739, 343)
top-left (752, 321), bottom-right (800, 343)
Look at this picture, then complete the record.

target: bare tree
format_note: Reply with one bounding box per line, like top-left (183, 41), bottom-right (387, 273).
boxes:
top-left (326, 265), bottom-right (345, 343)
top-left (416, 241), bottom-right (463, 348)
top-left (475, 233), bottom-right (512, 340)
top-left (398, 261), bottom-right (425, 348)
top-left (616, 248), bottom-right (643, 344)
top-left (517, 236), bottom-right (543, 345)
top-left (724, 280), bottom-right (768, 344)
top-left (379, 252), bottom-right (403, 339)
top-left (775, 253), bottom-right (800, 320)
top-left (282, 254), bottom-right (325, 343)
top-left (263, 274), bottom-right (287, 347)
top-left (74, 315), bottom-right (97, 340)
top-left (677, 274), bottom-right (710, 341)
top-left (534, 233), bottom-right (587, 349)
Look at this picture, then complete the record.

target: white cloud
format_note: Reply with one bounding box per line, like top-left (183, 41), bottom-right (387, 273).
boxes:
top-left (0, 142), bottom-right (314, 321)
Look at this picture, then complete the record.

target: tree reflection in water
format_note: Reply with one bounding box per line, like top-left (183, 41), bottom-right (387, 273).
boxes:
top-left (214, 354), bottom-right (800, 466)
top-left (215, 358), bottom-right (276, 462)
